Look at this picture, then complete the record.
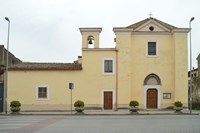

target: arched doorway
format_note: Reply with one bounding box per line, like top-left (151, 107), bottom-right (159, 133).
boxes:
top-left (144, 73), bottom-right (161, 109)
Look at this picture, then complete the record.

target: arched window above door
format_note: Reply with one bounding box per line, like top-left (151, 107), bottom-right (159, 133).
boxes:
top-left (144, 73), bottom-right (161, 85)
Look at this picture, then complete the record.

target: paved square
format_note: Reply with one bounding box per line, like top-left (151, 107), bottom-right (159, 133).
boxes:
top-left (0, 115), bottom-right (200, 133)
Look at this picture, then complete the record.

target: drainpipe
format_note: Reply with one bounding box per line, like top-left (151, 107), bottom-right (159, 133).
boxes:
top-left (115, 49), bottom-right (119, 111)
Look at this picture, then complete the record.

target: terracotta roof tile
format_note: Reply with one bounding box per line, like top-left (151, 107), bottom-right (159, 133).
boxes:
top-left (9, 62), bottom-right (82, 71)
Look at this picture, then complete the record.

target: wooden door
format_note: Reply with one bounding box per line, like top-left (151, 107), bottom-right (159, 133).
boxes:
top-left (104, 92), bottom-right (113, 109)
top-left (147, 89), bottom-right (157, 108)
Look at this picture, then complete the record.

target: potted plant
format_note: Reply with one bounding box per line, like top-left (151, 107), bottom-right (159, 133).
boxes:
top-left (174, 101), bottom-right (183, 112)
top-left (10, 100), bottom-right (21, 113)
top-left (74, 100), bottom-right (84, 113)
top-left (129, 100), bottom-right (139, 113)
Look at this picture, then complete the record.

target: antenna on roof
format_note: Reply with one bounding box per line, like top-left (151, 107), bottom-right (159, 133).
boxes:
top-left (148, 13), bottom-right (153, 18)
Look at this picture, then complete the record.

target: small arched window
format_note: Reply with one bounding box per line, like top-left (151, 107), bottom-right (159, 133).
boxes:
top-left (144, 73), bottom-right (161, 85)
top-left (87, 36), bottom-right (94, 48)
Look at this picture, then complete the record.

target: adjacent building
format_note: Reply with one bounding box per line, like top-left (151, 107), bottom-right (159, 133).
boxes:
top-left (188, 54), bottom-right (200, 105)
top-left (7, 17), bottom-right (190, 111)
top-left (0, 45), bottom-right (22, 112)
top-left (0, 45), bottom-right (22, 80)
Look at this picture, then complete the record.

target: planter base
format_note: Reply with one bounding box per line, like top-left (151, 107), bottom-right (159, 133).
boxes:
top-left (75, 107), bottom-right (84, 113)
top-left (10, 112), bottom-right (21, 115)
top-left (10, 107), bottom-right (20, 113)
top-left (174, 107), bottom-right (183, 113)
top-left (75, 112), bottom-right (85, 115)
top-left (129, 107), bottom-right (139, 114)
top-left (130, 111), bottom-right (139, 115)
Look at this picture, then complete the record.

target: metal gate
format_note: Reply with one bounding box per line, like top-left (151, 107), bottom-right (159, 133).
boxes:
top-left (0, 83), bottom-right (4, 112)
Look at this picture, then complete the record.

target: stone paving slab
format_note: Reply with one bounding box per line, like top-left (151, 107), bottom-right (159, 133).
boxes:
top-left (1, 115), bottom-right (200, 133)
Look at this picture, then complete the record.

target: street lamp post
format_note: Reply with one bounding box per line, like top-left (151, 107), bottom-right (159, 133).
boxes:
top-left (189, 17), bottom-right (195, 114)
top-left (5, 17), bottom-right (10, 114)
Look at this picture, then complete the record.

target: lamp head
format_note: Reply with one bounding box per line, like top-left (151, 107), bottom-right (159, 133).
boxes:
top-left (5, 17), bottom-right (10, 22)
top-left (190, 17), bottom-right (195, 22)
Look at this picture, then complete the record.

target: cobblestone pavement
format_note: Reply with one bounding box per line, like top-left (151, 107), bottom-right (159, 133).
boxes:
top-left (0, 115), bottom-right (200, 133)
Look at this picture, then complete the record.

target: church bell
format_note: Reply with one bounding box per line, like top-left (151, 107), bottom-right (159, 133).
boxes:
top-left (88, 37), bottom-right (93, 44)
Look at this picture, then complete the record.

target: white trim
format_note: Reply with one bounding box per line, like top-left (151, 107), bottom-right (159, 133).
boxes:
top-left (113, 28), bottom-right (133, 32)
top-left (131, 31), bottom-right (171, 35)
top-left (79, 28), bottom-right (102, 33)
top-left (101, 89), bottom-right (115, 109)
top-left (114, 32), bottom-right (132, 35)
top-left (102, 58), bottom-right (115, 75)
top-left (36, 85), bottom-right (50, 100)
top-left (82, 48), bottom-right (116, 51)
top-left (144, 85), bottom-right (161, 109)
top-left (146, 41), bottom-right (158, 57)
top-left (134, 19), bottom-right (171, 32)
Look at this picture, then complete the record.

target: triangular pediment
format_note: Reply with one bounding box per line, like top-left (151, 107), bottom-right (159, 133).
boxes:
top-left (127, 17), bottom-right (177, 32)
top-left (134, 20), bottom-right (170, 32)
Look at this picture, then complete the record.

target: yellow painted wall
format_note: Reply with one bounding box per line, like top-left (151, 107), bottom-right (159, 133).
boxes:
top-left (173, 33), bottom-right (188, 105)
top-left (114, 31), bottom-right (188, 108)
top-left (131, 34), bottom-right (175, 105)
top-left (115, 32), bottom-right (132, 105)
top-left (80, 50), bottom-right (116, 105)
top-left (8, 71), bottom-right (81, 108)
top-left (8, 20), bottom-right (189, 111)
top-left (8, 50), bottom-right (116, 111)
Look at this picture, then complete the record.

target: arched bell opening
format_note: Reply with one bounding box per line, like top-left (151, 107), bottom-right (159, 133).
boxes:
top-left (87, 36), bottom-right (94, 48)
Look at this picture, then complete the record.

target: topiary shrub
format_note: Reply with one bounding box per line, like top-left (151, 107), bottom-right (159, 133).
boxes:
top-left (174, 101), bottom-right (183, 107)
top-left (129, 100), bottom-right (139, 107)
top-left (74, 100), bottom-right (84, 108)
top-left (10, 100), bottom-right (21, 113)
top-left (10, 100), bottom-right (21, 108)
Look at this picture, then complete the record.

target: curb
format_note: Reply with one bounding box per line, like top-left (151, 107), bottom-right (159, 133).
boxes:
top-left (1, 111), bottom-right (199, 116)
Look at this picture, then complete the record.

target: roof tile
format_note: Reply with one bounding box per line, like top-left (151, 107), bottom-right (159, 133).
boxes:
top-left (9, 62), bottom-right (82, 71)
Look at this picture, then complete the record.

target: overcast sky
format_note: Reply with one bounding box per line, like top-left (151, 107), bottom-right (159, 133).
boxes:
top-left (0, 0), bottom-right (199, 68)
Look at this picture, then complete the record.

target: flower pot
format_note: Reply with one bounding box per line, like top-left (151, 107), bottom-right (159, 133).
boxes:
top-left (174, 107), bottom-right (183, 113)
top-left (10, 107), bottom-right (20, 113)
top-left (129, 107), bottom-right (139, 113)
top-left (75, 107), bottom-right (84, 113)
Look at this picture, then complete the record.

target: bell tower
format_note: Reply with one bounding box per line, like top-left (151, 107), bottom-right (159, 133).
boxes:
top-left (79, 28), bottom-right (102, 49)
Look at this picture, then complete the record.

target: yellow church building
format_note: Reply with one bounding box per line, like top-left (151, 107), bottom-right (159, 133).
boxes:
top-left (8, 17), bottom-right (190, 111)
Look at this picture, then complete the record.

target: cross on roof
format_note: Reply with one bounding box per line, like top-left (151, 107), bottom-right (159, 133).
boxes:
top-left (148, 13), bottom-right (153, 17)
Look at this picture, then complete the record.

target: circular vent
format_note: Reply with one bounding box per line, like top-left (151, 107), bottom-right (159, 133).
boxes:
top-left (149, 26), bottom-right (154, 31)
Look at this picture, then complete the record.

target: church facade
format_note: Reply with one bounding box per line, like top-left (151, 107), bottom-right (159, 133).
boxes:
top-left (7, 17), bottom-right (190, 111)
